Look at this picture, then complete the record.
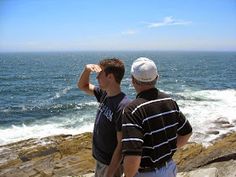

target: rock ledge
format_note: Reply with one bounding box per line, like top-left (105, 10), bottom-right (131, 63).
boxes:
top-left (0, 132), bottom-right (236, 177)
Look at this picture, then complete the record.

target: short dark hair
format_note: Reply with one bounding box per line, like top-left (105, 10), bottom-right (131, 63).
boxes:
top-left (132, 75), bottom-right (157, 86)
top-left (99, 58), bottom-right (125, 84)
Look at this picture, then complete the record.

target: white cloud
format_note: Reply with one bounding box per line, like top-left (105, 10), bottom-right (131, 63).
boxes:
top-left (121, 30), bottom-right (137, 35)
top-left (147, 16), bottom-right (192, 28)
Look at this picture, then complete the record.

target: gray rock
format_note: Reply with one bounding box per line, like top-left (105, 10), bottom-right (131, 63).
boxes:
top-left (177, 167), bottom-right (218, 177)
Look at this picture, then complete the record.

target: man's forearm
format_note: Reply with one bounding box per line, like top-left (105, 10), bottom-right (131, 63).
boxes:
top-left (77, 67), bottom-right (91, 90)
top-left (106, 132), bottom-right (123, 177)
top-left (77, 64), bottom-right (100, 95)
top-left (123, 155), bottom-right (141, 177)
top-left (106, 144), bottom-right (122, 177)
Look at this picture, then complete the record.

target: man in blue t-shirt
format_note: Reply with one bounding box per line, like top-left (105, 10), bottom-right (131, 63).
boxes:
top-left (78, 58), bottom-right (130, 177)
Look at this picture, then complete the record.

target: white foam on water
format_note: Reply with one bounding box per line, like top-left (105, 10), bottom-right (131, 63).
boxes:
top-left (176, 89), bottom-right (236, 145)
top-left (0, 100), bottom-right (98, 146)
top-left (51, 86), bottom-right (72, 100)
top-left (1, 89), bottom-right (235, 147)
top-left (0, 116), bottom-right (94, 146)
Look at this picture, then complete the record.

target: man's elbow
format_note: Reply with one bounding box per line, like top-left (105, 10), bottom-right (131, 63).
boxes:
top-left (77, 83), bottom-right (82, 90)
top-left (77, 82), bottom-right (88, 91)
top-left (177, 132), bottom-right (192, 148)
top-left (186, 132), bottom-right (193, 140)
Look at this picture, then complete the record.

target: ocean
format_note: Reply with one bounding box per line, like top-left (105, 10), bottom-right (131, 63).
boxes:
top-left (0, 51), bottom-right (236, 146)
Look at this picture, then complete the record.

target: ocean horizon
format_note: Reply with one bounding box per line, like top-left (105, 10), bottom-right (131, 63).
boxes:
top-left (0, 51), bottom-right (236, 146)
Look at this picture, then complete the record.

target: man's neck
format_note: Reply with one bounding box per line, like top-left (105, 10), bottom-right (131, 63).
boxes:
top-left (136, 86), bottom-right (155, 95)
top-left (106, 85), bottom-right (121, 97)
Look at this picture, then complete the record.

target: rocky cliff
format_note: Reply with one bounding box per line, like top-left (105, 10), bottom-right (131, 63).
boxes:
top-left (0, 132), bottom-right (236, 177)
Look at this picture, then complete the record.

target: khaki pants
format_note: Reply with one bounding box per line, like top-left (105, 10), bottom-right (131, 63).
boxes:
top-left (95, 160), bottom-right (123, 177)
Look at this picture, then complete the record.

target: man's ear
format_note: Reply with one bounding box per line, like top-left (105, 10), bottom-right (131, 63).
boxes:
top-left (107, 73), bottom-right (114, 80)
top-left (131, 76), bottom-right (135, 85)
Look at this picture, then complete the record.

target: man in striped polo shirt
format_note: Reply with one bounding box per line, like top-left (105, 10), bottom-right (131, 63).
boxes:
top-left (122, 57), bottom-right (192, 177)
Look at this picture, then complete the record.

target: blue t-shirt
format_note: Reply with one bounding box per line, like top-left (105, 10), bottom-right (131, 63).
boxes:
top-left (92, 87), bottom-right (130, 165)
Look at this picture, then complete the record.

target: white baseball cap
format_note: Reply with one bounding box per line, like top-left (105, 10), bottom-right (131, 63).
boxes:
top-left (131, 57), bottom-right (158, 82)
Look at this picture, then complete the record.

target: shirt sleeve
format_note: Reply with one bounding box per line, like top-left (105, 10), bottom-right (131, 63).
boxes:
top-left (122, 106), bottom-right (143, 156)
top-left (115, 97), bottom-right (131, 132)
top-left (93, 87), bottom-right (105, 103)
top-left (177, 111), bottom-right (193, 135)
top-left (172, 100), bottom-right (192, 135)
top-left (115, 109), bottom-right (123, 132)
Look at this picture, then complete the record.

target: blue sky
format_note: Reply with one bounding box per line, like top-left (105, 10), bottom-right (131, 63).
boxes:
top-left (0, 0), bottom-right (236, 52)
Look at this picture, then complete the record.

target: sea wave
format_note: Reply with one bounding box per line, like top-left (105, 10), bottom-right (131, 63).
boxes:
top-left (0, 121), bottom-right (94, 146)
top-left (51, 86), bottom-right (73, 100)
top-left (176, 89), bottom-right (236, 145)
top-left (0, 101), bottom-right (98, 114)
top-left (0, 101), bottom-right (98, 126)
top-left (176, 89), bottom-right (236, 101)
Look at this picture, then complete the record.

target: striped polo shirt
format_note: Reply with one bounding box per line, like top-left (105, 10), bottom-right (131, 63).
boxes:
top-left (122, 88), bottom-right (192, 168)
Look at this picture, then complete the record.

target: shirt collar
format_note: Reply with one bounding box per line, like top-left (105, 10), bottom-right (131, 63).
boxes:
top-left (136, 87), bottom-right (158, 99)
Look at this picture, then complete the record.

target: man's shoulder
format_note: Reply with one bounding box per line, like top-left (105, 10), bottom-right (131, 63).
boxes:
top-left (158, 90), bottom-right (171, 99)
top-left (118, 94), bottom-right (131, 109)
top-left (94, 87), bottom-right (107, 102)
top-left (124, 97), bottom-right (145, 112)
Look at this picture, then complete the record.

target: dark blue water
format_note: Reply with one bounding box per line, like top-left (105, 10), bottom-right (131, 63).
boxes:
top-left (0, 51), bottom-right (236, 145)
